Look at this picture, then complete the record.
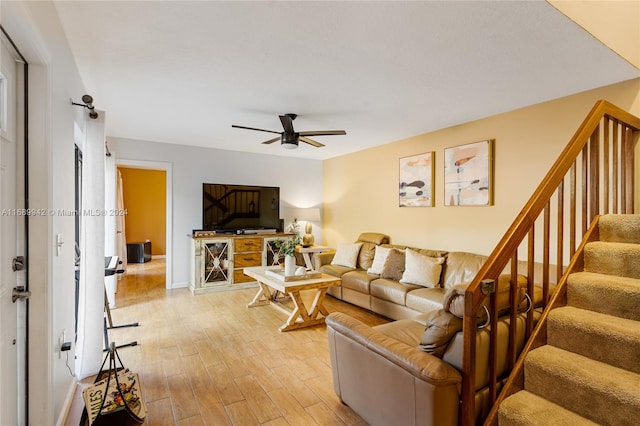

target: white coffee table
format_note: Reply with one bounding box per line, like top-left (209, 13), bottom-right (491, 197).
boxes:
top-left (243, 266), bottom-right (341, 332)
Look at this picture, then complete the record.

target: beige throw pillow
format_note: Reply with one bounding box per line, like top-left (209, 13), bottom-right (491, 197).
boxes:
top-left (367, 245), bottom-right (392, 275)
top-left (330, 242), bottom-right (363, 268)
top-left (380, 248), bottom-right (405, 281)
top-left (400, 249), bottom-right (444, 288)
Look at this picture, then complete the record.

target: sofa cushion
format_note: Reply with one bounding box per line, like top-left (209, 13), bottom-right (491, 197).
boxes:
top-left (383, 244), bottom-right (448, 260)
top-left (331, 242), bottom-right (363, 268)
top-left (441, 252), bottom-right (488, 289)
top-left (418, 310), bottom-right (463, 358)
top-left (370, 278), bottom-right (421, 305)
top-left (405, 287), bottom-right (447, 313)
top-left (342, 270), bottom-right (378, 293)
top-left (319, 263), bottom-right (354, 278)
top-left (356, 232), bottom-right (390, 270)
top-left (357, 232), bottom-right (390, 245)
top-left (400, 249), bottom-right (445, 288)
top-left (367, 245), bottom-right (392, 275)
top-left (380, 248), bottom-right (405, 281)
top-left (357, 242), bottom-right (377, 270)
top-left (373, 317), bottom-right (426, 347)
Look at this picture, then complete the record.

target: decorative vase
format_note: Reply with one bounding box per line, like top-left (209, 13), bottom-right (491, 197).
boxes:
top-left (284, 254), bottom-right (296, 276)
top-left (302, 221), bottom-right (315, 247)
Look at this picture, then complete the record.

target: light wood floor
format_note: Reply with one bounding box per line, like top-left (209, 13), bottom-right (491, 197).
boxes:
top-left (65, 258), bottom-right (389, 425)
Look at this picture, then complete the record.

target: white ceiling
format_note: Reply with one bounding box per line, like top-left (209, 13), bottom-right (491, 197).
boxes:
top-left (53, 1), bottom-right (639, 160)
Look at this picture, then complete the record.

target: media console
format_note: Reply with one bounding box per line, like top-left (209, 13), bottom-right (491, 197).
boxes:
top-left (189, 233), bottom-right (295, 295)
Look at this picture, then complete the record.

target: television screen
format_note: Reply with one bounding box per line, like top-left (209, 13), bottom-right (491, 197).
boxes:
top-left (203, 183), bottom-right (281, 232)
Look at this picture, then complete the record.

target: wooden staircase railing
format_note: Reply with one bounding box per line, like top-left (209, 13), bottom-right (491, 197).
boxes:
top-left (458, 100), bottom-right (640, 425)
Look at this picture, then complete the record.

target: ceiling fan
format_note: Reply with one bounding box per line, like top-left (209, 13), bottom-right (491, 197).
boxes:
top-left (232, 113), bottom-right (346, 149)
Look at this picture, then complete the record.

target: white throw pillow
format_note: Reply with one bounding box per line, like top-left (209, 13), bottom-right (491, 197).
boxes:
top-left (367, 245), bottom-right (392, 275)
top-left (400, 249), bottom-right (444, 288)
top-left (331, 242), bottom-right (363, 268)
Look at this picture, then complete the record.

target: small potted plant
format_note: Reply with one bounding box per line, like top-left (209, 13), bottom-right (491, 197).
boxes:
top-left (274, 235), bottom-right (301, 275)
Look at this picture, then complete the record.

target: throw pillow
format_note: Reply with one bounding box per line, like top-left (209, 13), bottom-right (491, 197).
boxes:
top-left (367, 245), bottom-right (392, 275)
top-left (400, 249), bottom-right (444, 288)
top-left (380, 248), bottom-right (405, 281)
top-left (418, 309), bottom-right (463, 357)
top-left (331, 242), bottom-right (363, 268)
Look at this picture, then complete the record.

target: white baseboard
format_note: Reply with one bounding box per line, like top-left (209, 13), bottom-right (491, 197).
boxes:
top-left (56, 379), bottom-right (78, 426)
top-left (171, 281), bottom-right (189, 289)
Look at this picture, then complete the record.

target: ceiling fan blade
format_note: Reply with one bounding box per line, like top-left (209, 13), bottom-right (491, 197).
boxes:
top-left (279, 115), bottom-right (295, 134)
top-left (299, 130), bottom-right (346, 136)
top-left (261, 137), bottom-right (281, 145)
top-left (232, 124), bottom-right (281, 135)
top-left (300, 136), bottom-right (325, 148)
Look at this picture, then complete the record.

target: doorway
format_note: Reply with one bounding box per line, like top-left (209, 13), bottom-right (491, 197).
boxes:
top-left (116, 160), bottom-right (172, 290)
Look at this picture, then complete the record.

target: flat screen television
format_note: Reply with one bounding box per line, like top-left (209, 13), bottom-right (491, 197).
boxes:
top-left (203, 183), bottom-right (281, 232)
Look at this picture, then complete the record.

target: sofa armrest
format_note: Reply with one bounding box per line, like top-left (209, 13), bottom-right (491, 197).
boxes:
top-left (315, 250), bottom-right (336, 268)
top-left (326, 312), bottom-right (462, 387)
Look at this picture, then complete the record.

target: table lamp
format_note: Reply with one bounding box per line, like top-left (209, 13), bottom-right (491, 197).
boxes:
top-left (294, 208), bottom-right (321, 247)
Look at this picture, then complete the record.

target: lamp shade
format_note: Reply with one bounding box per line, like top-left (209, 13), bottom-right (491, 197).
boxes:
top-left (299, 208), bottom-right (320, 222)
top-left (291, 207), bottom-right (321, 222)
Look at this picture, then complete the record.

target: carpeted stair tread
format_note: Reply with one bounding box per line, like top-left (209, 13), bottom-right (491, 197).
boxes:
top-left (568, 271), bottom-right (640, 321)
top-left (498, 390), bottom-right (599, 426)
top-left (548, 306), bottom-right (640, 374)
top-left (599, 214), bottom-right (640, 244)
top-left (525, 345), bottom-right (640, 425)
top-left (584, 241), bottom-right (640, 279)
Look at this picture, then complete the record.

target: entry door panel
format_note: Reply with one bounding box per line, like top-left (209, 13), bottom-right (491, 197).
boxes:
top-left (1, 32), bottom-right (25, 426)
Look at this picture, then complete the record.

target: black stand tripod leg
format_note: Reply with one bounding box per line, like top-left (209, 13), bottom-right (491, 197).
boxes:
top-left (103, 317), bottom-right (110, 352)
top-left (103, 289), bottom-right (139, 350)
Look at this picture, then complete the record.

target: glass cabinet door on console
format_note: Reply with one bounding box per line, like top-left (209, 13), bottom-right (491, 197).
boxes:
top-left (263, 236), bottom-right (294, 267)
top-left (202, 239), bottom-right (231, 286)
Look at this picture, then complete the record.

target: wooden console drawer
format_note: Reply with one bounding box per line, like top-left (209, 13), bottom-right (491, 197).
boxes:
top-left (234, 269), bottom-right (255, 284)
top-left (235, 237), bottom-right (263, 252)
top-left (234, 252), bottom-right (262, 268)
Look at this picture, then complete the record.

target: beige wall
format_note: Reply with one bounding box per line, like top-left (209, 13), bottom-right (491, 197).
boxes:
top-left (549, 0), bottom-right (640, 69)
top-left (119, 167), bottom-right (167, 255)
top-left (323, 79), bottom-right (640, 255)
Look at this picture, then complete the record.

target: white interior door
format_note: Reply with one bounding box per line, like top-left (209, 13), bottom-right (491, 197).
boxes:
top-left (0, 32), bottom-right (27, 425)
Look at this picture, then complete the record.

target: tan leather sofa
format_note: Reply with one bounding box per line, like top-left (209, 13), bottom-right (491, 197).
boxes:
top-left (326, 275), bottom-right (535, 426)
top-left (317, 232), bottom-right (488, 320)
top-left (319, 233), bottom-right (547, 425)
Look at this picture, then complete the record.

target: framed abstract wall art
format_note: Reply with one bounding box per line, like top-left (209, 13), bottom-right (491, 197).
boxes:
top-left (444, 139), bottom-right (494, 206)
top-left (399, 152), bottom-right (434, 207)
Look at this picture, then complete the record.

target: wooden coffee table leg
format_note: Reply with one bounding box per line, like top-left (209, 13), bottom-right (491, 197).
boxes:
top-left (246, 280), bottom-right (272, 308)
top-left (278, 289), bottom-right (328, 332)
top-left (307, 288), bottom-right (329, 319)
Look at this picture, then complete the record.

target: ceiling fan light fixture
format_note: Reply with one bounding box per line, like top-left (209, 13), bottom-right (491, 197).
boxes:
top-left (232, 113), bottom-right (345, 149)
top-left (281, 132), bottom-right (299, 149)
top-left (281, 142), bottom-right (298, 149)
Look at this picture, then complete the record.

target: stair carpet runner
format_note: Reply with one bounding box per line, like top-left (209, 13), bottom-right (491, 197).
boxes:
top-left (498, 214), bottom-right (640, 425)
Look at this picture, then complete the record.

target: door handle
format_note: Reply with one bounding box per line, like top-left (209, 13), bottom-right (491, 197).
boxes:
top-left (12, 286), bottom-right (31, 303)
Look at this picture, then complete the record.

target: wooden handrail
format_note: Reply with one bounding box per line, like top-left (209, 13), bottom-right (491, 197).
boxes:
top-left (459, 100), bottom-right (640, 425)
